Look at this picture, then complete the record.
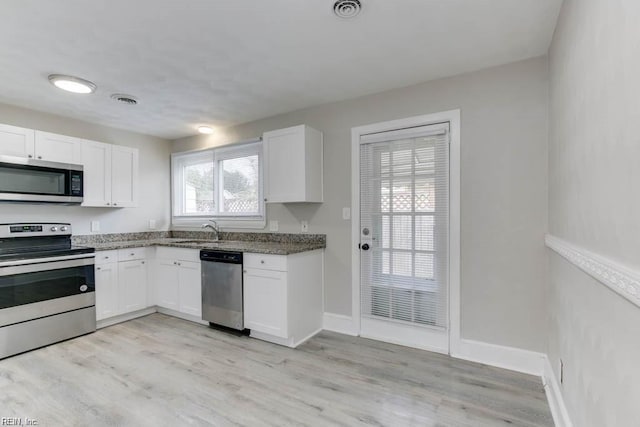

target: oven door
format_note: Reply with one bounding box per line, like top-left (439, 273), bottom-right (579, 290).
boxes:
top-left (0, 156), bottom-right (83, 204)
top-left (0, 256), bottom-right (95, 327)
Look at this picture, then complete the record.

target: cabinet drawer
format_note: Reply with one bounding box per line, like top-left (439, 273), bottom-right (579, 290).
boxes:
top-left (96, 250), bottom-right (118, 265)
top-left (156, 247), bottom-right (201, 263)
top-left (118, 247), bottom-right (146, 261)
top-left (244, 253), bottom-right (287, 272)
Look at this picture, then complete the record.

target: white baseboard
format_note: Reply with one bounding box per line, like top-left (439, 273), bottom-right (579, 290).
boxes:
top-left (97, 307), bottom-right (156, 329)
top-left (322, 312), bottom-right (358, 336)
top-left (452, 338), bottom-right (546, 376)
top-left (543, 356), bottom-right (573, 427)
top-left (156, 307), bottom-right (209, 326)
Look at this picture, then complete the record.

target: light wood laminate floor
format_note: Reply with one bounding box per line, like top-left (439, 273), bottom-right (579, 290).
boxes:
top-left (0, 314), bottom-right (553, 426)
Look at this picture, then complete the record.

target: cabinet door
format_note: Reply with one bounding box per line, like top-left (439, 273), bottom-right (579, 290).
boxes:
top-left (178, 261), bottom-right (202, 317)
top-left (34, 131), bottom-right (82, 163)
top-left (111, 145), bottom-right (138, 207)
top-left (118, 260), bottom-right (147, 314)
top-left (244, 267), bottom-right (288, 338)
top-left (81, 140), bottom-right (112, 207)
top-left (155, 260), bottom-right (179, 311)
top-left (0, 124), bottom-right (35, 158)
top-left (95, 263), bottom-right (118, 321)
top-left (263, 126), bottom-right (305, 203)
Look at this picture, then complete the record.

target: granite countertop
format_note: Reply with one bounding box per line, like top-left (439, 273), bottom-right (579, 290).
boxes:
top-left (86, 238), bottom-right (325, 255)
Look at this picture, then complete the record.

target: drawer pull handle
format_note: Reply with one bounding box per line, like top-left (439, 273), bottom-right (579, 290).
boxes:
top-left (105, 256), bottom-right (109, 259)
top-left (96, 267), bottom-right (101, 271)
top-left (130, 253), bottom-right (135, 256)
top-left (261, 260), bottom-right (265, 264)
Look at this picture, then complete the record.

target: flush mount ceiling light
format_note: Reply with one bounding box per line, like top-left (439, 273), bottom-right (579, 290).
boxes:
top-left (333, 0), bottom-right (362, 19)
top-left (198, 126), bottom-right (215, 134)
top-left (48, 74), bottom-right (97, 94)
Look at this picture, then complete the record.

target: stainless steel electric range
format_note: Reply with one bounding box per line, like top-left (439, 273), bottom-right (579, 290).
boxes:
top-left (0, 223), bottom-right (96, 359)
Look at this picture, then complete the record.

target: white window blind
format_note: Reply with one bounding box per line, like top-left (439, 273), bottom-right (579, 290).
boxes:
top-left (360, 123), bottom-right (449, 329)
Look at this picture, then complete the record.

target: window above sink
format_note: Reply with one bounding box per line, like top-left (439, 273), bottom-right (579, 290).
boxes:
top-left (171, 140), bottom-right (265, 230)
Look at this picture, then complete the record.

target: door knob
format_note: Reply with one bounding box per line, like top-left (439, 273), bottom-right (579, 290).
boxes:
top-left (361, 243), bottom-right (370, 251)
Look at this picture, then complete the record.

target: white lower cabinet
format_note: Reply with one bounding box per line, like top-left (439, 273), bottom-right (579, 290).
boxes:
top-left (154, 248), bottom-right (202, 319)
top-left (94, 248), bottom-right (149, 324)
top-left (244, 268), bottom-right (288, 338)
top-left (243, 250), bottom-right (323, 348)
top-left (95, 262), bottom-right (119, 321)
top-left (118, 260), bottom-right (147, 313)
top-left (155, 259), bottom-right (180, 311)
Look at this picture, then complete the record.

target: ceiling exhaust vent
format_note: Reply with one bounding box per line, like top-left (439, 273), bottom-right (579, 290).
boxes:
top-left (111, 93), bottom-right (138, 105)
top-left (333, 0), bottom-right (362, 19)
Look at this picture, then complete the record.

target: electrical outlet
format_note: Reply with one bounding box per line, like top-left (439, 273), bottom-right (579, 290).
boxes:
top-left (91, 220), bottom-right (100, 232)
top-left (342, 207), bottom-right (351, 220)
top-left (269, 220), bottom-right (279, 232)
top-left (301, 220), bottom-right (309, 233)
top-left (149, 219), bottom-right (157, 230)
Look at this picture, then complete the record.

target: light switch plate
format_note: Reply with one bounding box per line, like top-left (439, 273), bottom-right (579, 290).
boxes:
top-left (91, 220), bottom-right (100, 232)
top-left (342, 207), bottom-right (351, 220)
top-left (301, 220), bottom-right (309, 233)
top-left (269, 220), bottom-right (279, 232)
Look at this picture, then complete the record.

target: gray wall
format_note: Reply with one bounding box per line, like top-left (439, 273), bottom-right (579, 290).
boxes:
top-left (174, 57), bottom-right (549, 352)
top-left (0, 102), bottom-right (172, 234)
top-left (548, 0), bottom-right (640, 425)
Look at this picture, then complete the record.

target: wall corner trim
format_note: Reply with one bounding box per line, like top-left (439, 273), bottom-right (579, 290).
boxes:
top-left (545, 234), bottom-right (640, 308)
top-left (322, 312), bottom-right (358, 336)
top-left (451, 338), bottom-right (545, 376)
top-left (543, 355), bottom-right (574, 427)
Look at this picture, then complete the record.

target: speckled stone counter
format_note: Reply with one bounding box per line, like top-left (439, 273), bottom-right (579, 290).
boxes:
top-left (73, 232), bottom-right (326, 255)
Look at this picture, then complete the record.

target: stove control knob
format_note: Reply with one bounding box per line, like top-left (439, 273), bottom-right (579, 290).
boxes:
top-left (60, 226), bottom-right (69, 232)
top-left (50, 226), bottom-right (58, 232)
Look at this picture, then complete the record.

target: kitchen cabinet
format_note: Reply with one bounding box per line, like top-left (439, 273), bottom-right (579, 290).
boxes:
top-left (154, 248), bottom-right (202, 319)
top-left (263, 125), bottom-right (323, 203)
top-left (244, 267), bottom-right (288, 338)
top-left (243, 250), bottom-right (323, 347)
top-left (95, 261), bottom-right (119, 321)
top-left (82, 141), bottom-right (138, 208)
top-left (94, 248), bottom-right (150, 324)
top-left (155, 259), bottom-right (180, 311)
top-left (34, 131), bottom-right (82, 164)
top-left (0, 126), bottom-right (82, 163)
top-left (118, 259), bottom-right (148, 313)
top-left (0, 124), bottom-right (35, 158)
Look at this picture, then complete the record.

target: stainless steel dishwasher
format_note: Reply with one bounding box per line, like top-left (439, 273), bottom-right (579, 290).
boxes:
top-left (200, 250), bottom-right (244, 330)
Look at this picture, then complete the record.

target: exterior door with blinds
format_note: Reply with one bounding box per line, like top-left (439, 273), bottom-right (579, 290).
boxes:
top-left (359, 123), bottom-right (450, 353)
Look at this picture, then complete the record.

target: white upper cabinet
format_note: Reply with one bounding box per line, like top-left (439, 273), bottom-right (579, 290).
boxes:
top-left (82, 141), bottom-right (138, 208)
top-left (0, 124), bottom-right (35, 158)
top-left (81, 140), bottom-right (112, 207)
top-left (263, 125), bottom-right (323, 203)
top-left (34, 131), bottom-right (82, 164)
top-left (111, 145), bottom-right (138, 208)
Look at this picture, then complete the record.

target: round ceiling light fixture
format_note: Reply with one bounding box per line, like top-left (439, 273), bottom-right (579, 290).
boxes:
top-left (197, 126), bottom-right (215, 134)
top-left (48, 74), bottom-right (97, 94)
top-left (333, 0), bottom-right (362, 19)
top-left (111, 93), bottom-right (138, 105)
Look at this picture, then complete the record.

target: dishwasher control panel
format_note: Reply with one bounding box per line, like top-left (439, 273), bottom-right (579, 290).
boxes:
top-left (200, 250), bottom-right (243, 264)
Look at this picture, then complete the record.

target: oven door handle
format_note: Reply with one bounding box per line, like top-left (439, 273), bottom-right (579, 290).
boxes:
top-left (0, 256), bottom-right (95, 276)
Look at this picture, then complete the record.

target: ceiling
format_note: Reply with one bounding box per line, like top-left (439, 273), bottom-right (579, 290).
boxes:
top-left (0, 0), bottom-right (562, 139)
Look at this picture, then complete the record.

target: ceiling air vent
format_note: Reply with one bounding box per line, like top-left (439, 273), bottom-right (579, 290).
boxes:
top-left (333, 0), bottom-right (362, 19)
top-left (111, 93), bottom-right (138, 105)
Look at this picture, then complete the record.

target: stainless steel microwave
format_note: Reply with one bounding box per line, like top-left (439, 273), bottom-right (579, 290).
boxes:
top-left (0, 155), bottom-right (83, 204)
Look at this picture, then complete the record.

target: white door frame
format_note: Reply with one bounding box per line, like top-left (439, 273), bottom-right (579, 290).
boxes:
top-left (350, 109), bottom-right (461, 354)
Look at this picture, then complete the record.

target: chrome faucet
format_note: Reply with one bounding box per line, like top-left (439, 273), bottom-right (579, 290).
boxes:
top-left (201, 219), bottom-right (220, 241)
